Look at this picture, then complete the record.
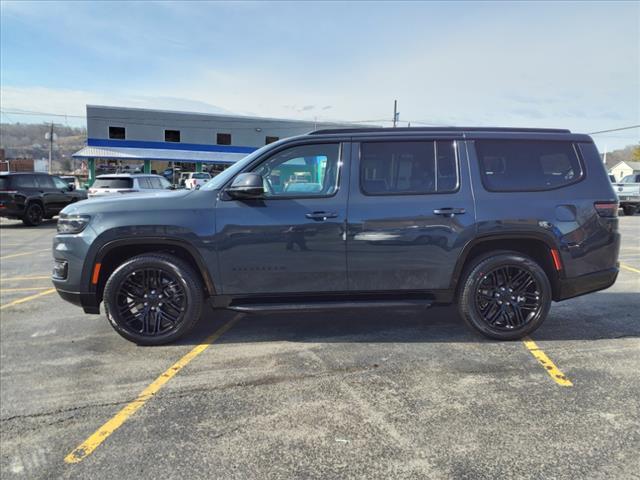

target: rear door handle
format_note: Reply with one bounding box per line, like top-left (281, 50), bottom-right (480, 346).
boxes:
top-left (305, 211), bottom-right (338, 221)
top-left (433, 207), bottom-right (466, 217)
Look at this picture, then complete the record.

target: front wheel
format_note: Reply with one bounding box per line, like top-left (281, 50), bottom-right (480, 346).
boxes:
top-left (458, 251), bottom-right (552, 340)
top-left (103, 253), bottom-right (204, 345)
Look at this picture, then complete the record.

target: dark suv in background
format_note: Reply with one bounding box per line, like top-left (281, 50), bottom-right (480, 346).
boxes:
top-left (1, 172), bottom-right (87, 226)
top-left (51, 127), bottom-right (620, 345)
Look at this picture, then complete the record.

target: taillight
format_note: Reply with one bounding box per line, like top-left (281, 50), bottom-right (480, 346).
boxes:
top-left (594, 201), bottom-right (618, 217)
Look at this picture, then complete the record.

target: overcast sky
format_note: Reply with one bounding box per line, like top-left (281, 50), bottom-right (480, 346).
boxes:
top-left (1, 0), bottom-right (638, 150)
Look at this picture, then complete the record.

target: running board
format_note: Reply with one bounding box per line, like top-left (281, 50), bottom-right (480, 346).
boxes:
top-left (228, 299), bottom-right (433, 312)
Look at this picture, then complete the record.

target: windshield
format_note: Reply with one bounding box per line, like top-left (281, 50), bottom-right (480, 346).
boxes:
top-left (621, 175), bottom-right (639, 183)
top-left (192, 173), bottom-right (210, 179)
top-left (201, 146), bottom-right (269, 190)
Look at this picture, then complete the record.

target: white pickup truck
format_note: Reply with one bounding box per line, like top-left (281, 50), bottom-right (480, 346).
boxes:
top-left (614, 173), bottom-right (640, 216)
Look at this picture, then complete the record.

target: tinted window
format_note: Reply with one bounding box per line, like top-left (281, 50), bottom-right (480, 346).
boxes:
top-left (192, 173), bottom-right (210, 179)
top-left (36, 175), bottom-right (55, 189)
top-left (165, 130), bottom-right (180, 142)
top-left (253, 143), bottom-right (340, 197)
top-left (149, 177), bottom-right (170, 189)
top-left (92, 178), bottom-right (134, 189)
top-left (265, 136), bottom-right (279, 145)
top-left (109, 126), bottom-right (126, 139)
top-left (0, 177), bottom-right (8, 190)
top-left (476, 140), bottom-right (583, 192)
top-left (217, 133), bottom-right (232, 145)
top-left (12, 175), bottom-right (37, 188)
top-left (360, 141), bottom-right (459, 195)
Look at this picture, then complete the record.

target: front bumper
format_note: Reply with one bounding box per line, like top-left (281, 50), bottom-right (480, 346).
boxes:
top-left (54, 287), bottom-right (101, 314)
top-left (557, 267), bottom-right (619, 301)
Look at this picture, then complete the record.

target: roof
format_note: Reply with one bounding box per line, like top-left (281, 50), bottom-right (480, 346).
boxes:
top-left (72, 145), bottom-right (247, 164)
top-left (309, 126), bottom-right (571, 135)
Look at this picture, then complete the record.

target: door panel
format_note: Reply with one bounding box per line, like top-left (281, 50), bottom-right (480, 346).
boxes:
top-left (37, 175), bottom-right (67, 213)
top-left (215, 142), bottom-right (350, 295)
top-left (346, 139), bottom-right (476, 291)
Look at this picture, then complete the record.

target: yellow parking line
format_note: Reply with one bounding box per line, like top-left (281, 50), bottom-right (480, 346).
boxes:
top-left (620, 263), bottom-right (640, 274)
top-left (522, 337), bottom-right (573, 387)
top-left (0, 288), bottom-right (56, 310)
top-left (1, 287), bottom-right (54, 292)
top-left (0, 249), bottom-right (50, 260)
top-left (0, 275), bottom-right (51, 282)
top-left (64, 316), bottom-right (240, 464)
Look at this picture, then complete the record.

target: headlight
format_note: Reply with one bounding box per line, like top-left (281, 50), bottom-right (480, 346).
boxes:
top-left (57, 214), bottom-right (91, 234)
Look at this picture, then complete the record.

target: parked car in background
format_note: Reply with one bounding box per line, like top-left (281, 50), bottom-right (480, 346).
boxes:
top-left (614, 173), bottom-right (640, 215)
top-left (182, 172), bottom-right (211, 189)
top-left (162, 167), bottom-right (182, 185)
top-left (52, 127), bottom-right (620, 345)
top-left (87, 174), bottom-right (172, 198)
top-left (59, 175), bottom-right (86, 191)
top-left (0, 172), bottom-right (87, 225)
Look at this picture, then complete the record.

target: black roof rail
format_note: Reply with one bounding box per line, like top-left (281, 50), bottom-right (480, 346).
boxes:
top-left (309, 126), bottom-right (572, 135)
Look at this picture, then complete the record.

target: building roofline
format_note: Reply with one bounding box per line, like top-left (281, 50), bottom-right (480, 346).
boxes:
top-left (86, 104), bottom-right (361, 127)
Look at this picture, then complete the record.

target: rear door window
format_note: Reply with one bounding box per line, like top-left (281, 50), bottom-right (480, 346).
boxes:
top-left (92, 178), bottom-right (134, 189)
top-left (360, 140), bottom-right (459, 195)
top-left (476, 140), bottom-right (584, 191)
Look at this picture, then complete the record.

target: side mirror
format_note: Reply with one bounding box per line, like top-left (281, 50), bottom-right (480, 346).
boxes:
top-left (226, 172), bottom-right (264, 199)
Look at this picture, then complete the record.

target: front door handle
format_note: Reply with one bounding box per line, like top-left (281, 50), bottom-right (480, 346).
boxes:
top-left (305, 211), bottom-right (338, 221)
top-left (433, 207), bottom-right (466, 217)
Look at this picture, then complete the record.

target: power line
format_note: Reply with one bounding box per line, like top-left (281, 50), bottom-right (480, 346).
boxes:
top-left (588, 125), bottom-right (640, 135)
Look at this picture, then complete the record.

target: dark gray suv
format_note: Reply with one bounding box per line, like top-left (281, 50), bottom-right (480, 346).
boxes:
top-left (52, 127), bottom-right (620, 345)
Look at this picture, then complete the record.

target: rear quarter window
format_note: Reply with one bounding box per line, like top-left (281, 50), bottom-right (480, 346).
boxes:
top-left (0, 177), bottom-right (9, 189)
top-left (92, 178), bottom-right (134, 189)
top-left (12, 175), bottom-right (37, 188)
top-left (475, 140), bottom-right (584, 192)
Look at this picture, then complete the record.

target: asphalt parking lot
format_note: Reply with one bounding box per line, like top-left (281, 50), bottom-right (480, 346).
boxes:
top-left (1, 216), bottom-right (639, 479)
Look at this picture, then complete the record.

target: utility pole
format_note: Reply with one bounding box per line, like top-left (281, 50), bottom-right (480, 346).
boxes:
top-left (48, 123), bottom-right (54, 174)
top-left (392, 100), bottom-right (398, 128)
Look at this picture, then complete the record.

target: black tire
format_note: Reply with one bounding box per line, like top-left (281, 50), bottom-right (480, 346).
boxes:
top-left (458, 251), bottom-right (552, 340)
top-left (622, 205), bottom-right (636, 216)
top-left (22, 202), bottom-right (44, 226)
top-left (103, 253), bottom-right (204, 345)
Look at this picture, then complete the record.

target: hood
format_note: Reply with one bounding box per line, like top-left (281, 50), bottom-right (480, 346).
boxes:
top-left (61, 189), bottom-right (196, 216)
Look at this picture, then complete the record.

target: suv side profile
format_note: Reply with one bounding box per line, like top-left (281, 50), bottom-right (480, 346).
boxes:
top-left (52, 127), bottom-right (620, 345)
top-left (0, 172), bottom-right (87, 226)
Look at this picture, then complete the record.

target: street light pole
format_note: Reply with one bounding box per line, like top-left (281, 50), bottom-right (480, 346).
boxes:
top-left (48, 122), bottom-right (54, 174)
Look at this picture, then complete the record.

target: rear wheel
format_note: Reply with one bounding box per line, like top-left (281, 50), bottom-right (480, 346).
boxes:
top-left (458, 251), bottom-right (551, 340)
top-left (103, 253), bottom-right (203, 345)
top-left (22, 203), bottom-right (44, 226)
top-left (622, 205), bottom-right (636, 216)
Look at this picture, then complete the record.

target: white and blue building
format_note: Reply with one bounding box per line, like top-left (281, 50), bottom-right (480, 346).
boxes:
top-left (73, 105), bottom-right (353, 184)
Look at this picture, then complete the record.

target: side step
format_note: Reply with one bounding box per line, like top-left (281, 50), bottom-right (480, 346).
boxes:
top-left (228, 299), bottom-right (433, 313)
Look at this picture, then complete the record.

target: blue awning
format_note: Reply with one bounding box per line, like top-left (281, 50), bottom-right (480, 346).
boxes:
top-left (72, 146), bottom-right (247, 164)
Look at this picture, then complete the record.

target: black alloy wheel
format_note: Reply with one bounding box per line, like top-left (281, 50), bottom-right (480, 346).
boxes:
top-left (104, 253), bottom-right (203, 345)
top-left (23, 203), bottom-right (44, 226)
top-left (458, 251), bottom-right (551, 340)
top-left (474, 265), bottom-right (541, 331)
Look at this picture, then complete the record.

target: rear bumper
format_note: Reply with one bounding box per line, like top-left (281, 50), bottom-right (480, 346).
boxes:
top-left (0, 207), bottom-right (25, 219)
top-left (54, 287), bottom-right (101, 314)
top-left (557, 267), bottom-right (618, 301)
